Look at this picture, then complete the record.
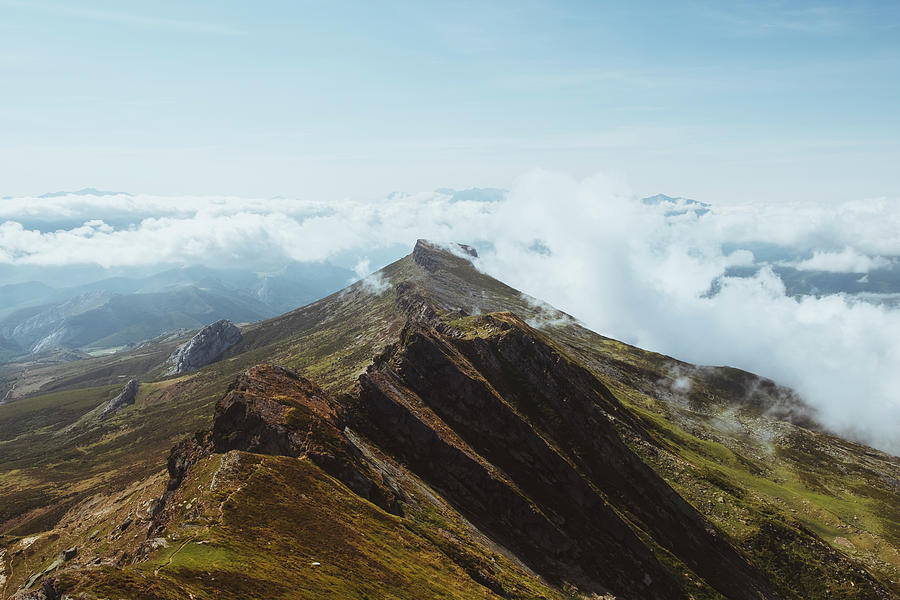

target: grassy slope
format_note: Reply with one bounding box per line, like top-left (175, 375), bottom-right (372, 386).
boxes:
top-left (548, 324), bottom-right (900, 598)
top-left (143, 453), bottom-right (564, 600)
top-left (443, 311), bottom-right (899, 599)
top-left (5, 450), bottom-right (566, 600)
top-left (0, 257), bottom-right (418, 543)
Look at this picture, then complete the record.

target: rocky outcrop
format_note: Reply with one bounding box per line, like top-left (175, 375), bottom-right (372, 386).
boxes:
top-left (166, 319), bottom-right (241, 375)
top-left (210, 365), bottom-right (404, 514)
top-left (411, 239), bottom-right (477, 273)
top-left (97, 379), bottom-right (139, 420)
top-left (11, 576), bottom-right (62, 600)
top-left (152, 364), bottom-right (403, 537)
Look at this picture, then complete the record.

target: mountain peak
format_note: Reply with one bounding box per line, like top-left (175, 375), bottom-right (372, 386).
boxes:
top-left (642, 193), bottom-right (680, 204)
top-left (411, 239), bottom-right (478, 273)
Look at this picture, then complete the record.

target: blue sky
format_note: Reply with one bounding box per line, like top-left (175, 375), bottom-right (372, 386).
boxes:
top-left (1, 0), bottom-right (899, 202)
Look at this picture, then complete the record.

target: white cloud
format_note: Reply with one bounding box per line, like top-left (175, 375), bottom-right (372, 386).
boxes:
top-left (0, 190), bottom-right (484, 268)
top-left (352, 258), bottom-right (390, 295)
top-left (1, 177), bottom-right (900, 453)
top-left (708, 196), bottom-right (900, 257)
top-left (472, 173), bottom-right (900, 453)
top-left (791, 248), bottom-right (891, 272)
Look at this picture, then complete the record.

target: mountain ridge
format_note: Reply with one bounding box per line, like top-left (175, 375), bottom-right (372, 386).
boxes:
top-left (1, 240), bottom-right (897, 599)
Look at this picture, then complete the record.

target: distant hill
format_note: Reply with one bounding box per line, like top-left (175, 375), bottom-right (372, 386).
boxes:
top-left (38, 187), bottom-right (132, 198)
top-left (641, 193), bottom-right (711, 216)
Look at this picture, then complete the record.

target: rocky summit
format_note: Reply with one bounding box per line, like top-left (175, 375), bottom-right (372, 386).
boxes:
top-left (165, 319), bottom-right (242, 375)
top-left (0, 241), bottom-right (898, 600)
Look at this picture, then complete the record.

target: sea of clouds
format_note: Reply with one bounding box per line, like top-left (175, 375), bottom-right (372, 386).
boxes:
top-left (2, 171), bottom-right (899, 453)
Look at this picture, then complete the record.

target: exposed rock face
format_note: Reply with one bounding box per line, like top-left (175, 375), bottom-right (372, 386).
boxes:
top-left (97, 379), bottom-right (139, 420)
top-left (166, 319), bottom-right (241, 375)
top-left (11, 576), bottom-right (61, 600)
top-left (354, 308), bottom-right (782, 600)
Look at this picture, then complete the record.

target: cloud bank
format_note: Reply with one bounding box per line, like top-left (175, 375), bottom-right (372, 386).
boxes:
top-left (2, 177), bottom-right (899, 453)
top-left (791, 248), bottom-right (891, 273)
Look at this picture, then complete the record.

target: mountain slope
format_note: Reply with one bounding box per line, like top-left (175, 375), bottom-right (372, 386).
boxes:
top-left (1, 241), bottom-right (897, 599)
top-left (355, 312), bottom-right (779, 598)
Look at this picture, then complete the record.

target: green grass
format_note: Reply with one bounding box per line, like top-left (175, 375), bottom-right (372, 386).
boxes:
top-left (0, 384), bottom-right (121, 442)
top-left (52, 453), bottom-right (564, 600)
top-left (607, 380), bottom-right (899, 598)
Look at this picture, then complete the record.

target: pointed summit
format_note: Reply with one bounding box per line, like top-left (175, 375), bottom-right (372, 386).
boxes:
top-left (411, 239), bottom-right (478, 273)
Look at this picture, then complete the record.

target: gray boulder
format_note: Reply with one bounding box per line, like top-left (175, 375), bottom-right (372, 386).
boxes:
top-left (97, 379), bottom-right (140, 420)
top-left (166, 319), bottom-right (241, 375)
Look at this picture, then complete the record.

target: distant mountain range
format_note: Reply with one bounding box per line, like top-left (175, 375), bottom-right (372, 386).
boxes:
top-left (645, 194), bottom-right (900, 302)
top-left (0, 262), bottom-right (354, 363)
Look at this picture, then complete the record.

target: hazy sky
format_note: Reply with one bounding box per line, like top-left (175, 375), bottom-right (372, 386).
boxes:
top-left (2, 0), bottom-right (899, 202)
